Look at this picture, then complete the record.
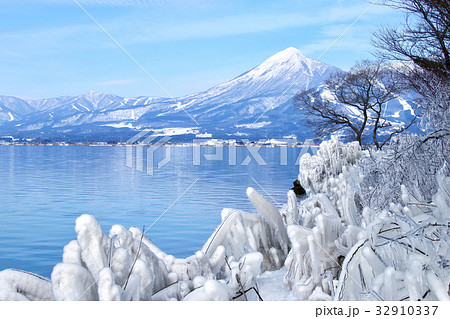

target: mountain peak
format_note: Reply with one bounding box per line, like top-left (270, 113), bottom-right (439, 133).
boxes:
top-left (255, 47), bottom-right (315, 74)
top-left (233, 47), bottom-right (329, 87)
top-left (82, 90), bottom-right (101, 98)
top-left (268, 47), bottom-right (306, 62)
top-left (79, 91), bottom-right (117, 103)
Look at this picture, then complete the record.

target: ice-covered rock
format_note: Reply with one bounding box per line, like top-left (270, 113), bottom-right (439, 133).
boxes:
top-left (0, 269), bottom-right (53, 301)
top-left (51, 263), bottom-right (97, 301)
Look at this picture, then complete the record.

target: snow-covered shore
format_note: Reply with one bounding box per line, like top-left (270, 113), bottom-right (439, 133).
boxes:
top-left (0, 137), bottom-right (448, 301)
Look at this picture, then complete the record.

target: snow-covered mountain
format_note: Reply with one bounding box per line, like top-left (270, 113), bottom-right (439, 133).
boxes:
top-left (0, 47), bottom-right (415, 142)
top-left (0, 96), bottom-right (35, 123)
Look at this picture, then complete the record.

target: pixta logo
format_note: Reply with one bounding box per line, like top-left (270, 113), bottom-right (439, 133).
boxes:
top-left (125, 130), bottom-right (172, 176)
top-left (125, 131), bottom-right (320, 175)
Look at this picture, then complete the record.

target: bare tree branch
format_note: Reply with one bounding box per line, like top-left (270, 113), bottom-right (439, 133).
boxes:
top-left (295, 60), bottom-right (410, 149)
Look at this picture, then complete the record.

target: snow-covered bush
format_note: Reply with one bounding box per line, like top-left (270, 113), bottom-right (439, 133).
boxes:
top-left (284, 136), bottom-right (364, 300)
top-left (346, 71), bottom-right (450, 300)
top-left (359, 71), bottom-right (449, 209)
top-left (283, 136), bottom-right (449, 301)
top-left (360, 134), bottom-right (449, 209)
top-left (336, 167), bottom-right (449, 301)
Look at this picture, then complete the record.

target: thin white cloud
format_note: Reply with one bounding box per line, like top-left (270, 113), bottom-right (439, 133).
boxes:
top-left (106, 3), bottom-right (386, 45)
top-left (75, 0), bottom-right (189, 7)
top-left (93, 78), bottom-right (137, 86)
top-left (300, 34), bottom-right (372, 57)
top-left (0, 2), bottom-right (394, 54)
top-left (0, 24), bottom-right (99, 57)
top-left (19, 0), bottom-right (214, 7)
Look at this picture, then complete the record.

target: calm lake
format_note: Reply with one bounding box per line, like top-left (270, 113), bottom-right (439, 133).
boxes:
top-left (0, 145), bottom-right (307, 277)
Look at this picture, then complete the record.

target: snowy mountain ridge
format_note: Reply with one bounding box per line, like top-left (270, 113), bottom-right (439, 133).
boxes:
top-left (0, 47), bottom-right (415, 142)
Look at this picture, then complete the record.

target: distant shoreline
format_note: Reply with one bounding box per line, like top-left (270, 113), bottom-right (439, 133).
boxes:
top-left (0, 142), bottom-right (318, 148)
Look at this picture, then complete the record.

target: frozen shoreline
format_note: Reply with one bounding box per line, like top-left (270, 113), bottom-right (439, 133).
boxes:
top-left (0, 137), bottom-right (448, 301)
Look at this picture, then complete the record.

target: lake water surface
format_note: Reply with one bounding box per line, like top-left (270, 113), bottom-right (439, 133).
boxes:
top-left (0, 145), bottom-right (305, 277)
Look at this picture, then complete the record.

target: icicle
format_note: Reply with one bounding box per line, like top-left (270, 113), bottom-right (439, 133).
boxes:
top-left (426, 271), bottom-right (450, 301)
top-left (286, 190), bottom-right (299, 225)
top-left (361, 247), bottom-right (386, 275)
top-left (209, 245), bottom-right (226, 276)
top-left (433, 177), bottom-right (450, 220)
top-left (129, 258), bottom-right (154, 300)
top-left (97, 268), bottom-right (121, 301)
top-left (121, 273), bottom-right (141, 301)
top-left (110, 247), bottom-right (133, 286)
top-left (129, 226), bottom-right (167, 260)
top-left (202, 208), bottom-right (284, 272)
top-left (334, 239), bottom-right (366, 301)
top-left (382, 267), bottom-right (396, 301)
top-left (109, 225), bottom-right (135, 250)
top-left (307, 234), bottom-right (321, 285)
top-left (246, 187), bottom-right (289, 255)
top-left (317, 194), bottom-right (339, 217)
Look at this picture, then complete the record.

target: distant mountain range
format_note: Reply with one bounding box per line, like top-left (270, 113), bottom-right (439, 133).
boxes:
top-left (0, 47), bottom-right (416, 143)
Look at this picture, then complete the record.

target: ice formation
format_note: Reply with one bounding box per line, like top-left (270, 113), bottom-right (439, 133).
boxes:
top-left (0, 189), bottom-right (285, 300)
top-left (0, 136), bottom-right (448, 301)
top-left (285, 136), bottom-right (449, 301)
top-left (0, 269), bottom-right (53, 301)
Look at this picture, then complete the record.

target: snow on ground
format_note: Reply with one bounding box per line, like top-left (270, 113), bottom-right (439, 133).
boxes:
top-left (150, 127), bottom-right (199, 136)
top-left (100, 122), bottom-right (135, 129)
top-left (235, 122), bottom-right (271, 129)
top-left (256, 268), bottom-right (300, 301)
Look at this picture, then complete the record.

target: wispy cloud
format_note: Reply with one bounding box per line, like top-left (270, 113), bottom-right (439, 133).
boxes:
top-left (74, 0), bottom-right (203, 7)
top-left (299, 25), bottom-right (373, 56)
top-left (0, 24), bottom-right (97, 57)
top-left (95, 3), bottom-right (388, 45)
top-left (0, 2), bottom-right (393, 55)
top-left (93, 78), bottom-right (137, 86)
top-left (19, 0), bottom-right (215, 7)
top-left (0, 0), bottom-right (401, 98)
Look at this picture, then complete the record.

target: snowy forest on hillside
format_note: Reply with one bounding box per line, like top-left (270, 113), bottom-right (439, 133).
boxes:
top-left (0, 0), bottom-right (449, 301)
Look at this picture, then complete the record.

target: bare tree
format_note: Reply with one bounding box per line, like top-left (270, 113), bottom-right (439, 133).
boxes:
top-left (373, 0), bottom-right (450, 78)
top-left (359, 0), bottom-right (450, 208)
top-left (295, 60), bottom-right (413, 149)
top-left (374, 1), bottom-right (449, 133)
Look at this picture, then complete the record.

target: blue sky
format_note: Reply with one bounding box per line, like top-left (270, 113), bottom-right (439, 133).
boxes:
top-left (0, 0), bottom-right (402, 100)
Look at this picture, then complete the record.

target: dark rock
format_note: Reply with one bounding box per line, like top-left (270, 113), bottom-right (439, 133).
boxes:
top-left (291, 179), bottom-right (306, 196)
